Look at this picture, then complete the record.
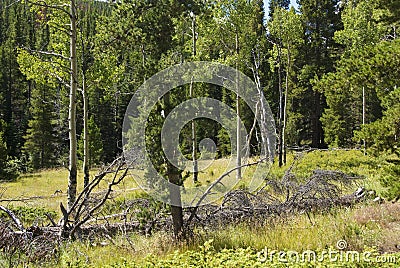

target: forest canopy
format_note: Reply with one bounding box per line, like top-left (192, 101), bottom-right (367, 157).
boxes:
top-left (0, 0), bottom-right (398, 180)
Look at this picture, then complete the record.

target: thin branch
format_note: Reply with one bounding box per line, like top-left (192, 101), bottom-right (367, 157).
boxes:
top-left (21, 47), bottom-right (70, 61)
top-left (5, 0), bottom-right (21, 8)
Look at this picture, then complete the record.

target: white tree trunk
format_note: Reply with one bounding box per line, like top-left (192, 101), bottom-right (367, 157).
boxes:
top-left (67, 0), bottom-right (78, 210)
top-left (191, 13), bottom-right (198, 183)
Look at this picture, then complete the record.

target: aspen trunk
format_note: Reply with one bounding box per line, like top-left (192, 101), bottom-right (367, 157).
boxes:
top-left (67, 0), bottom-right (78, 211)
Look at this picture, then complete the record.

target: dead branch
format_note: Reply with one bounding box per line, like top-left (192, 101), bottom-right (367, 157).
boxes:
top-left (57, 156), bottom-right (133, 238)
top-left (187, 157), bottom-right (269, 224)
top-left (21, 46), bottom-right (70, 60)
top-left (69, 168), bottom-right (129, 237)
top-left (0, 206), bottom-right (24, 232)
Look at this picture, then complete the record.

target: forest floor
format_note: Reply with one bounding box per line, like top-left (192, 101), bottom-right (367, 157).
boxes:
top-left (1, 150), bottom-right (400, 267)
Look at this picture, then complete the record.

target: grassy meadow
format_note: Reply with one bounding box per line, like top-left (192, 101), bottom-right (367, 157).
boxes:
top-left (1, 150), bottom-right (400, 267)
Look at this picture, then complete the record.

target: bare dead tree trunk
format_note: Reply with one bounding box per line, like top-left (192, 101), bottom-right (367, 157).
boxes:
top-left (251, 47), bottom-right (272, 159)
top-left (68, 0), bottom-right (78, 210)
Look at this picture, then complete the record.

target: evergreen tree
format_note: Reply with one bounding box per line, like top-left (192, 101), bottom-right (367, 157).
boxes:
top-left (23, 83), bottom-right (59, 169)
top-left (0, 129), bottom-right (19, 181)
top-left (102, 0), bottom-right (184, 238)
top-left (294, 0), bottom-right (342, 148)
top-left (0, 0), bottom-right (33, 158)
top-left (317, 0), bottom-right (382, 147)
top-left (317, 0), bottom-right (399, 148)
top-left (268, 0), bottom-right (290, 18)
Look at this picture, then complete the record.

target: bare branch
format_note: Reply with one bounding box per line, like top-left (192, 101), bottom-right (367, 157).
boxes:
top-left (69, 168), bottom-right (129, 237)
top-left (21, 46), bottom-right (70, 61)
top-left (0, 206), bottom-right (24, 232)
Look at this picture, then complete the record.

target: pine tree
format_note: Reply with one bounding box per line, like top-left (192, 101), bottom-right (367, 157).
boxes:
top-left (0, 128), bottom-right (19, 181)
top-left (104, 0), bottom-right (184, 238)
top-left (295, 0), bottom-right (342, 148)
top-left (0, 0), bottom-right (33, 159)
top-left (268, 0), bottom-right (290, 18)
top-left (23, 83), bottom-right (59, 169)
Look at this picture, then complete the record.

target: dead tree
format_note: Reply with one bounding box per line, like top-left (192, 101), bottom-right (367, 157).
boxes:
top-left (60, 156), bottom-right (130, 239)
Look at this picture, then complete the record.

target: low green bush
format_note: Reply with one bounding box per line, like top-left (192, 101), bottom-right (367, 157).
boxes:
top-left (0, 206), bottom-right (57, 226)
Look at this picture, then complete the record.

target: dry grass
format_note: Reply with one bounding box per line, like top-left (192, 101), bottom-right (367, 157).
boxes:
top-left (0, 168), bottom-right (142, 216)
top-left (352, 202), bottom-right (400, 253)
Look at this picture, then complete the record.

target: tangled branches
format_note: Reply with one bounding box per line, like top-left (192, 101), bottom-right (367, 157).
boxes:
top-left (60, 156), bottom-right (131, 238)
top-left (188, 169), bottom-right (363, 227)
top-left (0, 221), bottom-right (59, 267)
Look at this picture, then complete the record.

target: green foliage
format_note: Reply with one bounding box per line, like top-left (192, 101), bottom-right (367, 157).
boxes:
top-left (0, 131), bottom-right (19, 181)
top-left (268, 0), bottom-right (290, 18)
top-left (23, 84), bottom-right (60, 170)
top-left (354, 85), bottom-right (400, 157)
top-left (0, 205), bottom-right (57, 226)
top-left (101, 240), bottom-right (400, 267)
top-left (334, 0), bottom-right (385, 51)
top-left (376, 162), bottom-right (400, 201)
top-left (136, 198), bottom-right (169, 229)
top-left (318, 39), bottom-right (400, 148)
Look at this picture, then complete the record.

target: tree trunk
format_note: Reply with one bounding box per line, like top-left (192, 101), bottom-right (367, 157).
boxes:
top-left (168, 168), bottom-right (184, 238)
top-left (190, 77), bottom-right (198, 183)
top-left (311, 91), bottom-right (323, 148)
top-left (67, 0), bottom-right (78, 211)
top-left (83, 73), bottom-right (89, 188)
top-left (283, 45), bottom-right (290, 165)
top-left (235, 31), bottom-right (241, 179)
top-left (164, 92), bottom-right (184, 238)
top-left (277, 45), bottom-right (283, 167)
top-left (191, 13), bottom-right (198, 184)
